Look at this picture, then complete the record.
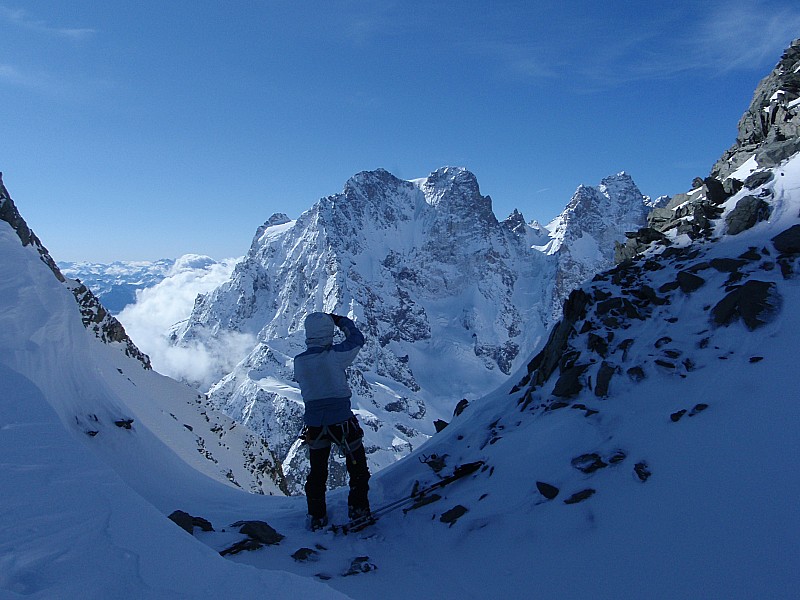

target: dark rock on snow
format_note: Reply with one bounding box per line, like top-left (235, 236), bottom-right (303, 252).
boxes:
top-left (711, 280), bottom-right (780, 330)
top-left (571, 453), bottom-right (608, 474)
top-left (772, 224), bottom-right (800, 254)
top-left (634, 462), bottom-right (652, 482)
top-left (343, 556), bottom-right (377, 577)
top-left (291, 547), bottom-right (321, 563)
top-left (220, 520), bottom-right (284, 554)
top-left (670, 409), bottom-right (687, 422)
top-left (552, 363), bottom-right (589, 397)
top-left (563, 489), bottom-right (596, 505)
top-left (536, 481), bottom-right (560, 500)
top-left (594, 361), bottom-right (616, 398)
top-left (439, 505), bottom-right (469, 526)
top-left (168, 510), bottom-right (215, 535)
top-left (725, 196), bottom-right (771, 235)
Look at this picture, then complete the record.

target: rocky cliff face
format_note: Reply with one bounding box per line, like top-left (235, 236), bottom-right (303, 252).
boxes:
top-left (173, 166), bottom-right (656, 492)
top-left (619, 39), bottom-right (800, 265)
top-left (712, 38), bottom-right (800, 179)
top-left (0, 174), bottom-right (151, 369)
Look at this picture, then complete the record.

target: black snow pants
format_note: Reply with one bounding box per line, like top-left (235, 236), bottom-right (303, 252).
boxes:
top-left (304, 416), bottom-right (371, 519)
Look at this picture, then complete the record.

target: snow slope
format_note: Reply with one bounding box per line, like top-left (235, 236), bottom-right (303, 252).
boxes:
top-left (191, 152), bottom-right (800, 600)
top-left (0, 221), bottom-right (350, 598)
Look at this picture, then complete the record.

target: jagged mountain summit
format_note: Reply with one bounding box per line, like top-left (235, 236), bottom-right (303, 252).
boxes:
top-left (172, 166), bottom-right (656, 492)
top-left (533, 171), bottom-right (667, 320)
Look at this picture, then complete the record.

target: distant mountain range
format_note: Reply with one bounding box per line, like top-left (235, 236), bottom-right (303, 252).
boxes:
top-left (59, 258), bottom-right (176, 313)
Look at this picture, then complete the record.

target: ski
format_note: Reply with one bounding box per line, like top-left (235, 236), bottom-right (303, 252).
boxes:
top-left (331, 460), bottom-right (485, 534)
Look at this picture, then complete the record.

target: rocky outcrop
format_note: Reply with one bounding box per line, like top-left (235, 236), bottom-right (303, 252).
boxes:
top-left (712, 39), bottom-right (800, 179)
top-left (1, 173), bottom-right (65, 282)
top-left (616, 41), bottom-right (800, 267)
top-left (514, 182), bottom-right (792, 415)
top-left (615, 177), bottom-right (734, 262)
top-left (711, 280), bottom-right (780, 330)
top-left (772, 224), bottom-right (800, 254)
top-left (67, 280), bottom-right (152, 368)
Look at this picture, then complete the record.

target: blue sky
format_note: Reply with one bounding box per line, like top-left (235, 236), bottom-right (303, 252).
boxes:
top-left (2, 1), bottom-right (799, 262)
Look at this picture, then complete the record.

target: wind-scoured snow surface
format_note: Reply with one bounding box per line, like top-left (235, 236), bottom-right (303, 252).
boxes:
top-left (0, 224), bottom-right (342, 598)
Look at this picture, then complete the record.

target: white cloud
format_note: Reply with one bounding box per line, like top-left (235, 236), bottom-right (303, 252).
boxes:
top-left (694, 2), bottom-right (800, 72)
top-left (0, 5), bottom-right (96, 39)
top-left (118, 255), bottom-right (256, 391)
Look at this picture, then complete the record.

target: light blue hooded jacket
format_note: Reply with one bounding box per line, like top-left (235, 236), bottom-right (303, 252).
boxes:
top-left (293, 313), bottom-right (365, 426)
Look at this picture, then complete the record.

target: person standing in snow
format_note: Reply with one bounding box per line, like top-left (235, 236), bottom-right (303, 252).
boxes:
top-left (293, 312), bottom-right (371, 530)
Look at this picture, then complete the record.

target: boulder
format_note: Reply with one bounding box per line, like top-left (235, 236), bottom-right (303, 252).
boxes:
top-left (772, 224), bottom-right (800, 253)
top-left (709, 258), bottom-right (748, 272)
top-left (703, 177), bottom-right (728, 204)
top-left (563, 489), bottom-right (596, 505)
top-left (343, 556), bottom-right (377, 576)
top-left (453, 398), bottom-right (470, 417)
top-left (231, 520), bottom-right (285, 545)
top-left (168, 510), bottom-right (214, 534)
top-left (711, 280), bottom-right (780, 330)
top-left (723, 178), bottom-right (743, 196)
top-left (571, 453), bottom-right (607, 474)
top-left (587, 332), bottom-right (608, 357)
top-left (594, 361), bottom-right (616, 398)
top-left (536, 481), bottom-right (560, 500)
top-left (676, 271), bottom-right (706, 293)
top-left (626, 366), bottom-right (646, 382)
top-left (725, 195), bottom-right (771, 235)
top-left (439, 505), bottom-right (469, 526)
top-left (756, 138), bottom-right (800, 168)
top-left (744, 171), bottom-right (774, 190)
top-left (552, 364), bottom-right (589, 397)
top-left (291, 547), bottom-right (322, 562)
top-left (634, 462), bottom-right (652, 482)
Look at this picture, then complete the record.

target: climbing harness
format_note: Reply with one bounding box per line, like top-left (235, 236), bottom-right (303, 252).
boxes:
top-left (301, 417), bottom-right (363, 464)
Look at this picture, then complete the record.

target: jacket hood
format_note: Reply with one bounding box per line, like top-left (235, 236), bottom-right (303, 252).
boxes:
top-left (304, 312), bottom-right (334, 347)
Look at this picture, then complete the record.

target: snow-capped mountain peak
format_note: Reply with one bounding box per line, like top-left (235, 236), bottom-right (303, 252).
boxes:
top-left (170, 165), bottom-right (657, 493)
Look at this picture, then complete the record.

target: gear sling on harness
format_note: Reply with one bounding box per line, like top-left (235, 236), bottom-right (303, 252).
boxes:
top-left (303, 417), bottom-right (364, 462)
